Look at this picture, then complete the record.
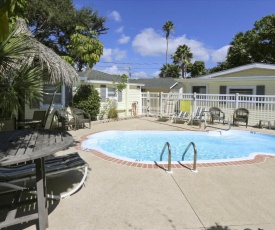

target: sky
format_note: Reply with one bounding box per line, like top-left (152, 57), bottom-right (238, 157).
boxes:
top-left (73, 0), bottom-right (275, 78)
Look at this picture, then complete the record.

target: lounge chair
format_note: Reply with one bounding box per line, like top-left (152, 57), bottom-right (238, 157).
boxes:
top-left (159, 100), bottom-right (176, 121)
top-left (209, 107), bottom-right (225, 124)
top-left (0, 152), bottom-right (88, 200)
top-left (172, 111), bottom-right (191, 123)
top-left (190, 107), bottom-right (206, 126)
top-left (233, 108), bottom-right (249, 128)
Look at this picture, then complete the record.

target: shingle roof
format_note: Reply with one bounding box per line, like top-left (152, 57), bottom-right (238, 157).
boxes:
top-left (130, 78), bottom-right (179, 90)
top-left (77, 69), bottom-right (180, 89)
top-left (78, 69), bottom-right (122, 82)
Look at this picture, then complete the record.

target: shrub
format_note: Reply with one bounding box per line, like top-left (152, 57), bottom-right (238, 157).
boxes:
top-left (73, 84), bottom-right (100, 121)
top-left (99, 99), bottom-right (118, 120)
top-left (108, 108), bottom-right (118, 119)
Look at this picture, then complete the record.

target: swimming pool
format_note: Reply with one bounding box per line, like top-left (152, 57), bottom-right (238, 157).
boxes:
top-left (81, 130), bottom-right (275, 163)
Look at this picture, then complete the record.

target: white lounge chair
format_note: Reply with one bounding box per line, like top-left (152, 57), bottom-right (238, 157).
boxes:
top-left (159, 100), bottom-right (176, 121)
top-left (172, 111), bottom-right (191, 123)
top-left (189, 107), bottom-right (206, 126)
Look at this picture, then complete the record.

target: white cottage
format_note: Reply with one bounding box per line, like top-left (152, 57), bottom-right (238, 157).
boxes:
top-left (78, 69), bottom-right (144, 118)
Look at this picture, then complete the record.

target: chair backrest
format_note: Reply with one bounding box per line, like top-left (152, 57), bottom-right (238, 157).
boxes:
top-left (33, 111), bottom-right (46, 123)
top-left (209, 107), bottom-right (222, 116)
top-left (234, 108), bottom-right (249, 118)
top-left (164, 100), bottom-right (175, 114)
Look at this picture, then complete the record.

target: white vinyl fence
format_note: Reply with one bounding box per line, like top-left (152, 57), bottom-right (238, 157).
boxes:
top-left (141, 92), bottom-right (275, 127)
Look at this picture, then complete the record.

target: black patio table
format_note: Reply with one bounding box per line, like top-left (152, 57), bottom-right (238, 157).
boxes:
top-left (0, 129), bottom-right (74, 229)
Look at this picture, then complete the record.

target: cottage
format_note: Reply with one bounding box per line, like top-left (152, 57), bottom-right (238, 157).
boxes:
top-left (78, 69), bottom-right (144, 118)
top-left (176, 63), bottom-right (275, 96)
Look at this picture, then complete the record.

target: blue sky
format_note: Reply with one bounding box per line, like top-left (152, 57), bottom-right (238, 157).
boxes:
top-left (73, 0), bottom-right (275, 78)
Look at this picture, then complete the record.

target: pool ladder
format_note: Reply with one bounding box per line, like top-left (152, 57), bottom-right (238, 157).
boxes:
top-left (182, 142), bottom-right (198, 173)
top-left (160, 142), bottom-right (198, 173)
top-left (160, 142), bottom-right (172, 173)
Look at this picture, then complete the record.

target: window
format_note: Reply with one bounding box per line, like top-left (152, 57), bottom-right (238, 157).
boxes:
top-left (226, 85), bottom-right (265, 106)
top-left (100, 85), bottom-right (123, 102)
top-left (191, 86), bottom-right (207, 94)
top-left (107, 87), bottom-right (116, 98)
top-left (43, 84), bottom-right (62, 105)
top-left (228, 88), bottom-right (254, 95)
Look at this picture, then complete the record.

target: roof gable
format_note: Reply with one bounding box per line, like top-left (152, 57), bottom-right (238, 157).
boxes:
top-left (78, 69), bottom-right (122, 82)
top-left (130, 78), bottom-right (178, 90)
top-left (200, 63), bottom-right (275, 79)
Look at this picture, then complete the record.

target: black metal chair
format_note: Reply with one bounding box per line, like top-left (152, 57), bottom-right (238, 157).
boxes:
top-left (209, 107), bottom-right (225, 124)
top-left (233, 108), bottom-right (249, 128)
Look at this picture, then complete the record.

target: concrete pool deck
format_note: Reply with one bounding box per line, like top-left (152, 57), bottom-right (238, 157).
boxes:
top-left (2, 117), bottom-right (275, 230)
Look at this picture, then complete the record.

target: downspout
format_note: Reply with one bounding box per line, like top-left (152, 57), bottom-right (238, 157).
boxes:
top-left (125, 83), bottom-right (129, 117)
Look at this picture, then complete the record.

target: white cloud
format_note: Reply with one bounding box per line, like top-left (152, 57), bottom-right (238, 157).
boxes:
top-left (101, 48), bottom-right (127, 62)
top-left (102, 48), bottom-right (113, 62)
top-left (115, 26), bottom-right (124, 33)
top-left (118, 34), bottom-right (131, 44)
top-left (97, 65), bottom-right (128, 75)
top-left (210, 45), bottom-right (230, 63)
top-left (131, 71), bottom-right (148, 78)
top-left (152, 71), bottom-right (160, 78)
top-left (132, 28), bottom-right (230, 66)
top-left (132, 28), bottom-right (166, 57)
top-left (113, 49), bottom-right (126, 60)
top-left (109, 11), bottom-right (121, 22)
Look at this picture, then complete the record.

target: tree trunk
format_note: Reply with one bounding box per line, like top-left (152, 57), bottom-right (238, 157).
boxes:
top-left (166, 39), bottom-right (168, 65)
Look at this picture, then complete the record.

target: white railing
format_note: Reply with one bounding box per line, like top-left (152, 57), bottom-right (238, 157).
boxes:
top-left (141, 92), bottom-right (275, 126)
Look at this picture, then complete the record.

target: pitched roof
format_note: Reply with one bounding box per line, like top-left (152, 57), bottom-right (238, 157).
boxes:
top-left (199, 63), bottom-right (275, 79)
top-left (130, 78), bottom-right (180, 90)
top-left (78, 69), bottom-right (122, 82)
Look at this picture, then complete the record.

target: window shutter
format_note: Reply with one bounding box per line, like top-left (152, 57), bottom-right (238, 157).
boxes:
top-left (256, 85), bottom-right (265, 95)
top-left (220, 86), bottom-right (226, 94)
top-left (256, 85), bottom-right (265, 106)
top-left (118, 91), bottom-right (122, 102)
top-left (219, 86), bottom-right (227, 104)
top-left (100, 85), bottom-right (106, 102)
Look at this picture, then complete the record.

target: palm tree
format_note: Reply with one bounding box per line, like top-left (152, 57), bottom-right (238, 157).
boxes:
top-left (162, 21), bottom-right (174, 65)
top-left (159, 64), bottom-right (180, 78)
top-left (172, 45), bottom-right (193, 78)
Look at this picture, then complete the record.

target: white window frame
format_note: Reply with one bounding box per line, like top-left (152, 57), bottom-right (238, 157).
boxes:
top-left (107, 87), bottom-right (117, 100)
top-left (226, 86), bottom-right (256, 95)
top-left (41, 84), bottom-right (65, 109)
top-left (190, 84), bottom-right (208, 94)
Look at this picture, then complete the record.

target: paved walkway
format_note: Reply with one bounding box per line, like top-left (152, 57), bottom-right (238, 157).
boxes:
top-left (3, 117), bottom-right (275, 230)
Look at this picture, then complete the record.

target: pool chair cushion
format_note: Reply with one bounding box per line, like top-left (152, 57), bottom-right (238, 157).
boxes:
top-left (0, 152), bottom-right (88, 200)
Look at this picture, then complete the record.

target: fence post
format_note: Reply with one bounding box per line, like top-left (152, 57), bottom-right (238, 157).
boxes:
top-left (235, 93), bottom-right (239, 109)
top-left (193, 92), bottom-right (197, 113)
top-left (146, 91), bottom-right (150, 116)
top-left (160, 92), bottom-right (163, 115)
top-left (191, 92), bottom-right (197, 125)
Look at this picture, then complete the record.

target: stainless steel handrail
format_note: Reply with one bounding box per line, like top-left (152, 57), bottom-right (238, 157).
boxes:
top-left (181, 142), bottom-right (197, 172)
top-left (160, 142), bottom-right (172, 173)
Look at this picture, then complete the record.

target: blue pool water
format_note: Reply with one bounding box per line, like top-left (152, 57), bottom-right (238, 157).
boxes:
top-left (81, 130), bottom-right (275, 162)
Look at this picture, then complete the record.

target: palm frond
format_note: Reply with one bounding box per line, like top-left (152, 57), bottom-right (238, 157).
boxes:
top-left (0, 29), bottom-right (33, 74)
top-left (0, 64), bottom-right (43, 116)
